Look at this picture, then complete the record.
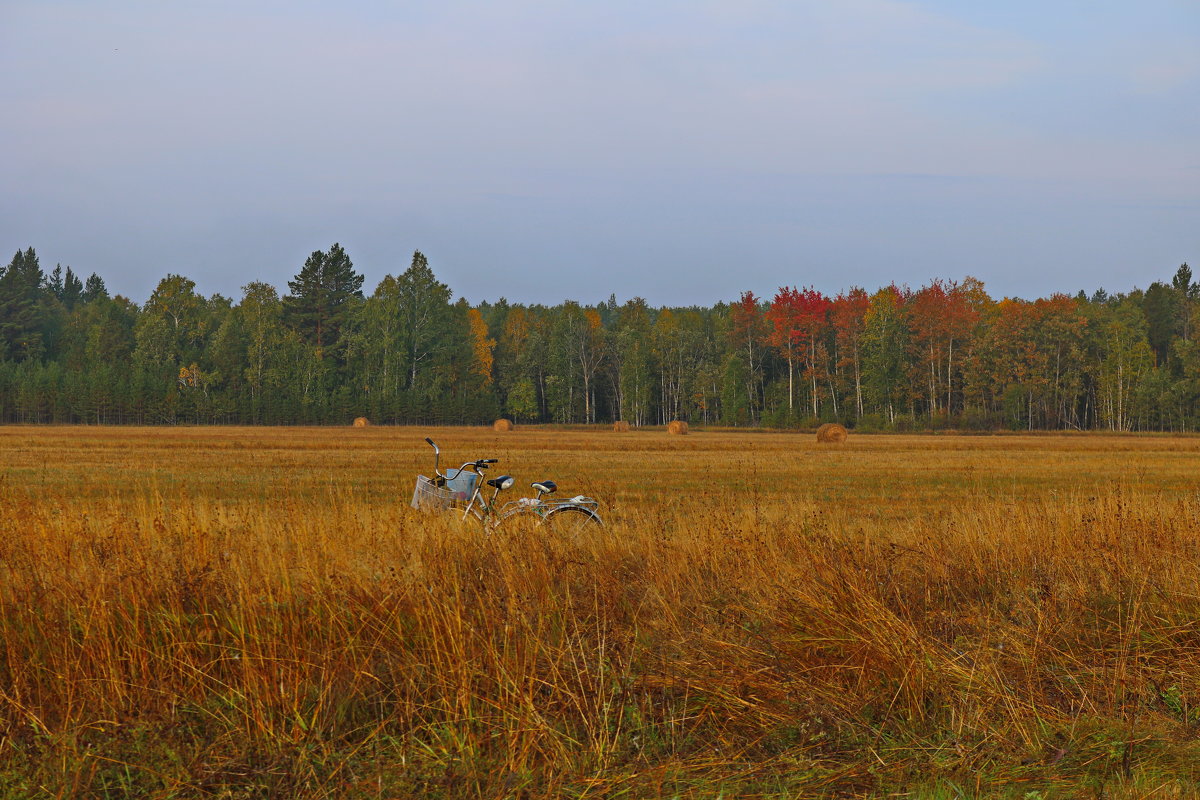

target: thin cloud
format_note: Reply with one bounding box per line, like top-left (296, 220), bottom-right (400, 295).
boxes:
top-left (0, 0), bottom-right (1196, 306)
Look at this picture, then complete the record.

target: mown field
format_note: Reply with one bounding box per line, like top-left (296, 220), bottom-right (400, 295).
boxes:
top-left (4, 426), bottom-right (1200, 798)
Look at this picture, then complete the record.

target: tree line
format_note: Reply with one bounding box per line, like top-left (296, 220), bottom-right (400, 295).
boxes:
top-left (1, 244), bottom-right (1197, 431)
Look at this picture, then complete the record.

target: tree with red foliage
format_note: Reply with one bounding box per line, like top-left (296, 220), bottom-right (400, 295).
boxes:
top-left (768, 286), bottom-right (832, 416)
top-left (906, 279), bottom-right (981, 417)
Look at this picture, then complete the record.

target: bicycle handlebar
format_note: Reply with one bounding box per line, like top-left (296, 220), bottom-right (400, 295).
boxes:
top-left (426, 437), bottom-right (499, 480)
top-left (437, 458), bottom-right (500, 480)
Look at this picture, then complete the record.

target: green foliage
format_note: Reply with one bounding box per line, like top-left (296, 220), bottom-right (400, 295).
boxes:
top-left (861, 287), bottom-right (909, 423)
top-left (282, 242), bottom-right (364, 357)
top-left (81, 272), bottom-right (107, 303)
top-left (4, 246), bottom-right (1200, 429)
top-left (720, 352), bottom-right (750, 426)
top-left (1142, 281), bottom-right (1179, 365)
top-left (0, 247), bottom-right (51, 362)
top-left (506, 377), bottom-right (538, 421)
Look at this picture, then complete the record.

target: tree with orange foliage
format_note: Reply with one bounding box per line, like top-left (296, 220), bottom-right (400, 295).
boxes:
top-left (466, 307), bottom-right (495, 387)
top-left (499, 306), bottom-right (547, 421)
top-left (968, 297), bottom-right (1037, 427)
top-left (967, 293), bottom-right (1088, 429)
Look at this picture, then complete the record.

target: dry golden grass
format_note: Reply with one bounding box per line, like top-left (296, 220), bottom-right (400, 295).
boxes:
top-left (4, 426), bottom-right (1200, 797)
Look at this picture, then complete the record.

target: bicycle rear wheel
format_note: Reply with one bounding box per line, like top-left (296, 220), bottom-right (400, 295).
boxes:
top-left (542, 505), bottom-right (603, 542)
top-left (493, 506), bottom-right (543, 537)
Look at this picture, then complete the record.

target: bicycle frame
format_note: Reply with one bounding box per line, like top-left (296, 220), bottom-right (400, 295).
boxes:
top-left (461, 478), bottom-right (508, 526)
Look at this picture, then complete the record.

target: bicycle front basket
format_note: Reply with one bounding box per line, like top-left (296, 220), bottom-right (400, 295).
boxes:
top-left (411, 472), bottom-right (479, 511)
top-left (412, 475), bottom-right (451, 511)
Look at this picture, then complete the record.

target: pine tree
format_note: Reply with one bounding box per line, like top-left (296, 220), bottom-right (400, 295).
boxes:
top-left (0, 248), bottom-right (49, 361)
top-left (82, 273), bottom-right (108, 303)
top-left (283, 243), bottom-right (364, 357)
top-left (1172, 263), bottom-right (1196, 341)
top-left (62, 267), bottom-right (83, 309)
top-left (48, 265), bottom-right (64, 299)
top-left (1143, 281), bottom-right (1178, 365)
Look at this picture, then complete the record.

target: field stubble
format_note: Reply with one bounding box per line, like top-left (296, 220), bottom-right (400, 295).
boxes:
top-left (3, 427), bottom-right (1200, 797)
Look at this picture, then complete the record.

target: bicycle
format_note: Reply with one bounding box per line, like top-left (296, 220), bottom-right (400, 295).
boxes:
top-left (410, 437), bottom-right (603, 537)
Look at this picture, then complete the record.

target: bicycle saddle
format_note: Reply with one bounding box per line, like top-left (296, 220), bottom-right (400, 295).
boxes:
top-left (531, 480), bottom-right (557, 495)
top-left (487, 475), bottom-right (514, 490)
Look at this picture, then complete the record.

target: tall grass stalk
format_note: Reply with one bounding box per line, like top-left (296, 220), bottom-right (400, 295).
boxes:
top-left (2, 428), bottom-right (1200, 797)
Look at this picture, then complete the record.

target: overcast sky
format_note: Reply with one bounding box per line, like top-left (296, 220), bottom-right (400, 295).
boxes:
top-left (2, 1), bottom-right (1197, 307)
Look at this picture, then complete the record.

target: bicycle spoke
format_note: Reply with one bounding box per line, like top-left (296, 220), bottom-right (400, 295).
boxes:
top-left (543, 505), bottom-right (603, 543)
top-left (495, 507), bottom-right (545, 536)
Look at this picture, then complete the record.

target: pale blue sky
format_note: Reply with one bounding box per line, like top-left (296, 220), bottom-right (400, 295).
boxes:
top-left (2, 1), bottom-right (1196, 306)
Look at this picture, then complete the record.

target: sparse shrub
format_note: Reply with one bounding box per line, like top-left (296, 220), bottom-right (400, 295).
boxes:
top-left (961, 406), bottom-right (1002, 431)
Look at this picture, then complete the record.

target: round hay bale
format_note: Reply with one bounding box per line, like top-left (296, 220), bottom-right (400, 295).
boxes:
top-left (816, 422), bottom-right (848, 443)
top-left (613, 420), bottom-right (631, 432)
top-left (667, 420), bottom-right (689, 435)
top-left (493, 418), bottom-right (514, 432)
top-left (352, 417), bottom-right (370, 427)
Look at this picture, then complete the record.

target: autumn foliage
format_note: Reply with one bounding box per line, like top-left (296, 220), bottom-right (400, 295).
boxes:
top-left (2, 244), bottom-right (1198, 431)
